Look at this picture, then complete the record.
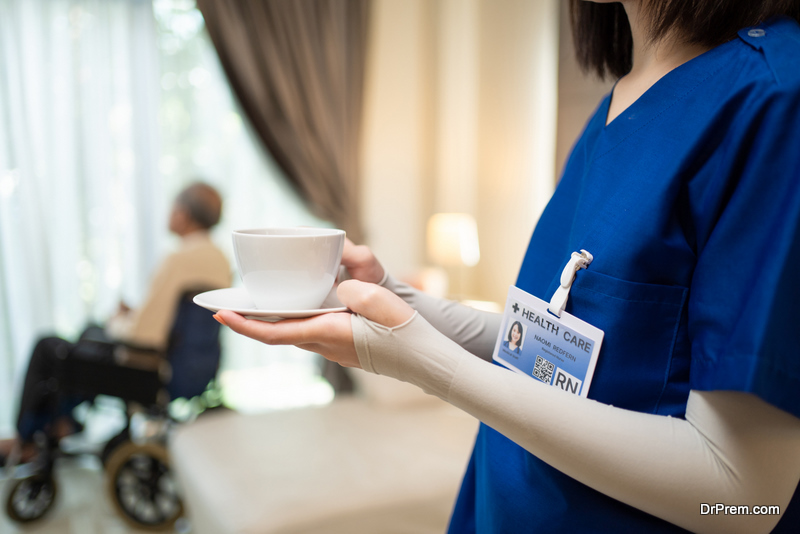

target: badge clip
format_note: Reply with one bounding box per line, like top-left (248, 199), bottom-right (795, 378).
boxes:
top-left (548, 250), bottom-right (593, 317)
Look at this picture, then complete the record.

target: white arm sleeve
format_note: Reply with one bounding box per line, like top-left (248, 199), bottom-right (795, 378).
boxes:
top-left (352, 311), bottom-right (800, 534)
top-left (379, 274), bottom-right (501, 360)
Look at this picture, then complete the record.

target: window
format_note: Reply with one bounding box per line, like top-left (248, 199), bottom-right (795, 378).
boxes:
top-left (152, 0), bottom-right (334, 413)
top-left (0, 0), bottom-right (332, 435)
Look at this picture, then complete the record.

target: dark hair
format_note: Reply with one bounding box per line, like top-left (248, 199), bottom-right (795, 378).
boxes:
top-left (507, 321), bottom-right (523, 344)
top-left (570, 0), bottom-right (800, 79)
top-left (175, 181), bottom-right (223, 230)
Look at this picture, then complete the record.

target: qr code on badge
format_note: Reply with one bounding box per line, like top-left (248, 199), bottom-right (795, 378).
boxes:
top-left (532, 355), bottom-right (555, 384)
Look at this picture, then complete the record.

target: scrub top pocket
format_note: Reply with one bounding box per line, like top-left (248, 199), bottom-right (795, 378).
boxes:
top-left (565, 270), bottom-right (690, 416)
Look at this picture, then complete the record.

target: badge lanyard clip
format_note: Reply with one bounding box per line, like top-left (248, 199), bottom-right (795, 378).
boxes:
top-left (548, 250), bottom-right (593, 317)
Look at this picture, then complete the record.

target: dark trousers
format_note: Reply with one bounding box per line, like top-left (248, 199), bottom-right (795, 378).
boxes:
top-left (16, 327), bottom-right (115, 443)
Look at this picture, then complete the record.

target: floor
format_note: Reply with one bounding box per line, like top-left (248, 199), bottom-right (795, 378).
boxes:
top-left (0, 346), bottom-right (332, 534)
top-left (0, 399), bottom-right (192, 534)
top-left (0, 455), bottom-right (191, 534)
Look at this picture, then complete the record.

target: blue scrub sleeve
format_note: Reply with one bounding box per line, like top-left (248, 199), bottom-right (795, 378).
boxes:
top-left (689, 87), bottom-right (800, 419)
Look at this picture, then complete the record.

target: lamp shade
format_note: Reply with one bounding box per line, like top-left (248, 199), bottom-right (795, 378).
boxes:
top-left (427, 213), bottom-right (480, 267)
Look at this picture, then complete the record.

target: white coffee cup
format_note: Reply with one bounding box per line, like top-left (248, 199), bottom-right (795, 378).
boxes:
top-left (232, 228), bottom-right (346, 310)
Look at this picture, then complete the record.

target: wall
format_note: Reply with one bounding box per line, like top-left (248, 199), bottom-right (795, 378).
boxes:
top-left (474, 0), bottom-right (559, 303)
top-left (360, 0), bottom-right (609, 305)
top-left (360, 0), bottom-right (434, 280)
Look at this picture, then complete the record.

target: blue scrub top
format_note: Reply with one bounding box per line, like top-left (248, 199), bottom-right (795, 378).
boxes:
top-left (449, 17), bottom-right (800, 533)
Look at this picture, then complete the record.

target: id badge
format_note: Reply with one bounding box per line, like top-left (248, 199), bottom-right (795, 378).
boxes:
top-left (492, 285), bottom-right (604, 397)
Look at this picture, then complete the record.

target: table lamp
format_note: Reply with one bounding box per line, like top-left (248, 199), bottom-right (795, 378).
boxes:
top-left (426, 213), bottom-right (480, 299)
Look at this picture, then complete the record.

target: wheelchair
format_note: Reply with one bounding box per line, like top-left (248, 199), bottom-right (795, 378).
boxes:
top-left (3, 290), bottom-right (223, 531)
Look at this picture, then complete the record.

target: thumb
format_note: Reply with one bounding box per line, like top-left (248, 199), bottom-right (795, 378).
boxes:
top-left (337, 279), bottom-right (414, 327)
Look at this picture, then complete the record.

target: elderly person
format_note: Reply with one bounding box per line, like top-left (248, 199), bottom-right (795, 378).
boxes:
top-left (1, 181), bottom-right (230, 464)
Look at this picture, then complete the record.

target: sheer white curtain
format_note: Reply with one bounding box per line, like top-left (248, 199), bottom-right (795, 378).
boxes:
top-left (0, 0), bottom-right (334, 435)
top-left (0, 0), bottom-right (162, 433)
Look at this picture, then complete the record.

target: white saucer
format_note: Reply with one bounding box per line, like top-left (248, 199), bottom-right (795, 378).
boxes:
top-left (193, 287), bottom-right (348, 322)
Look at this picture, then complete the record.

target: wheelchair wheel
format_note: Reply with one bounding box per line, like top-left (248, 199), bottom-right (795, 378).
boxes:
top-left (105, 441), bottom-right (183, 531)
top-left (5, 473), bottom-right (58, 523)
top-left (101, 427), bottom-right (131, 466)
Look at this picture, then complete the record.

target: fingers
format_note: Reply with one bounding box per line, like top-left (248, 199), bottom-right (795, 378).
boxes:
top-left (341, 239), bottom-right (385, 284)
top-left (342, 237), bottom-right (356, 256)
top-left (337, 279), bottom-right (414, 327)
top-left (215, 309), bottom-right (329, 346)
top-left (341, 240), bottom-right (370, 268)
top-left (341, 238), bottom-right (362, 268)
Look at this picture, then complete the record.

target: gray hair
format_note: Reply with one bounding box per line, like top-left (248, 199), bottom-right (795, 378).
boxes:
top-left (175, 182), bottom-right (223, 229)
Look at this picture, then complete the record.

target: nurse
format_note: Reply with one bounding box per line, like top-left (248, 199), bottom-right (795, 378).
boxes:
top-left (215, 0), bottom-right (800, 532)
top-left (503, 321), bottom-right (523, 354)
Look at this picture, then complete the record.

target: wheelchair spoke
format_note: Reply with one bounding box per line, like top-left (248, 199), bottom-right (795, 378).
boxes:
top-left (114, 451), bottom-right (179, 525)
top-left (9, 476), bottom-right (56, 521)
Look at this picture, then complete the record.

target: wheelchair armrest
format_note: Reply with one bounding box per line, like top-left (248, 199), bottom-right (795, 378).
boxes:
top-left (113, 344), bottom-right (167, 374)
top-left (114, 340), bottom-right (163, 354)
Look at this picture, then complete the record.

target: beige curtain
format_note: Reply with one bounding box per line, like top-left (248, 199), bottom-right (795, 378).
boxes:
top-left (196, 0), bottom-right (369, 243)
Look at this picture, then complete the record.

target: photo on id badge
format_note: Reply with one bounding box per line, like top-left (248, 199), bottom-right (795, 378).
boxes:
top-left (502, 320), bottom-right (526, 357)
